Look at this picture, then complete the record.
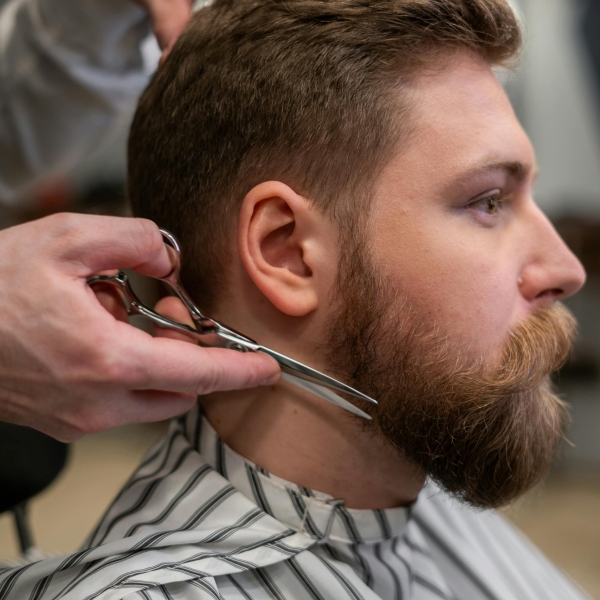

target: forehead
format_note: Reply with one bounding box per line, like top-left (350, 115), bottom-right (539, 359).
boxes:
top-left (385, 52), bottom-right (535, 194)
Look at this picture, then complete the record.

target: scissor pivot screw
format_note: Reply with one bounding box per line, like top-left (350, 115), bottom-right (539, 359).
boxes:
top-left (229, 343), bottom-right (248, 353)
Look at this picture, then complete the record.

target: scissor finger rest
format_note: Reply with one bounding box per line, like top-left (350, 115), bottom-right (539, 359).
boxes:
top-left (87, 272), bottom-right (207, 336)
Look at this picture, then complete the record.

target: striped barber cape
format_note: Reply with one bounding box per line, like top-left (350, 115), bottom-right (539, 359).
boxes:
top-left (0, 404), bottom-right (590, 600)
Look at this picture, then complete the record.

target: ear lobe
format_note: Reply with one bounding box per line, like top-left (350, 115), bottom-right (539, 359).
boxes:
top-left (239, 182), bottom-right (319, 317)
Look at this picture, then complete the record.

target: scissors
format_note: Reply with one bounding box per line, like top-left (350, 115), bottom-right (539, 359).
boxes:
top-left (87, 229), bottom-right (377, 420)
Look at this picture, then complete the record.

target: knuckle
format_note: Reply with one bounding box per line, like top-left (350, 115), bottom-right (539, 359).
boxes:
top-left (90, 340), bottom-right (131, 385)
top-left (47, 212), bottom-right (79, 238)
top-left (46, 213), bottom-right (87, 259)
top-left (98, 355), bottom-right (129, 385)
top-left (95, 340), bottom-right (149, 389)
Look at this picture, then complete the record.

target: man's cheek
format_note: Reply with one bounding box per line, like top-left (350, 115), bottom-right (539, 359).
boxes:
top-left (429, 267), bottom-right (516, 357)
top-left (461, 277), bottom-right (518, 358)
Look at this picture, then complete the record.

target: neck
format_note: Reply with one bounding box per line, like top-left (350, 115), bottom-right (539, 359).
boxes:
top-left (200, 380), bottom-right (425, 509)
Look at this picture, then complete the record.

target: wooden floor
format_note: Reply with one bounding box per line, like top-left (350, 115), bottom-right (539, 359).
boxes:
top-left (0, 423), bottom-right (598, 599)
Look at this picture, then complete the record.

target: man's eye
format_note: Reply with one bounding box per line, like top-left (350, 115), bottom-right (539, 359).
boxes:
top-left (480, 195), bottom-right (500, 214)
top-left (468, 193), bottom-right (505, 216)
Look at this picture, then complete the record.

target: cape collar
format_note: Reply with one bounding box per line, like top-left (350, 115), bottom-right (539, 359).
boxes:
top-left (185, 404), bottom-right (411, 545)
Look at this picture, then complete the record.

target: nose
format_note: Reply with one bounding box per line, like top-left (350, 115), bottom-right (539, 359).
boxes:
top-left (518, 205), bottom-right (586, 304)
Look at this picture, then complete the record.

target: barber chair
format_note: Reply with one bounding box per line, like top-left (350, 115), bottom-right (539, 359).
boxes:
top-left (0, 423), bottom-right (69, 553)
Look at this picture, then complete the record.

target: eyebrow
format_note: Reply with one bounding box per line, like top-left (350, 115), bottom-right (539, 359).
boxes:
top-left (449, 159), bottom-right (539, 190)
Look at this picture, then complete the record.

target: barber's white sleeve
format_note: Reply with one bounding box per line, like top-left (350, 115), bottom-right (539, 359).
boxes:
top-left (0, 0), bottom-right (151, 205)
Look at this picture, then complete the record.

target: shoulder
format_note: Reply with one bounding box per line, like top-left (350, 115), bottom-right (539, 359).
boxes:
top-left (409, 482), bottom-right (591, 600)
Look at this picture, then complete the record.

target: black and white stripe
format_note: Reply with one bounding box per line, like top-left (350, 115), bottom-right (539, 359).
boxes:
top-left (0, 405), bottom-right (590, 600)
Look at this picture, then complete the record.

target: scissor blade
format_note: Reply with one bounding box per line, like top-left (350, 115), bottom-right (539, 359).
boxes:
top-left (281, 372), bottom-right (372, 420)
top-left (257, 346), bottom-right (377, 405)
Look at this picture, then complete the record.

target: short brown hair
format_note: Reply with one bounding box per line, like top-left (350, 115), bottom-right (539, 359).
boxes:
top-left (129, 0), bottom-right (521, 311)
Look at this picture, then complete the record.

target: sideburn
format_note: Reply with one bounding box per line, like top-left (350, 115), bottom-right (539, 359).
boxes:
top-left (326, 247), bottom-right (576, 509)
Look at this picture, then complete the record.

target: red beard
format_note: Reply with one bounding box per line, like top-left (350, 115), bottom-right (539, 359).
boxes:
top-left (326, 246), bottom-right (576, 508)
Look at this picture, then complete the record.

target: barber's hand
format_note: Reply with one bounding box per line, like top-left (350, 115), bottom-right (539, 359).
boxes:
top-left (135, 0), bottom-right (193, 61)
top-left (0, 214), bottom-right (279, 442)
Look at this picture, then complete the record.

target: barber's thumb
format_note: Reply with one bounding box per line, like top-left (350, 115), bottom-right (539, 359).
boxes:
top-left (153, 296), bottom-right (198, 343)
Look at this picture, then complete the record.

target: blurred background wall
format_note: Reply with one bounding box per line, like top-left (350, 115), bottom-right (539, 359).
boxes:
top-left (0, 0), bottom-right (599, 597)
top-left (513, 0), bottom-right (600, 216)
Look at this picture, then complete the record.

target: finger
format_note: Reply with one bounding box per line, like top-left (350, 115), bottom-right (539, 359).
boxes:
top-left (122, 331), bottom-right (281, 394)
top-left (155, 296), bottom-right (194, 325)
top-left (153, 296), bottom-right (197, 343)
top-left (93, 284), bottom-right (129, 324)
top-left (49, 391), bottom-right (198, 442)
top-left (122, 390), bottom-right (198, 424)
top-left (51, 214), bottom-right (172, 278)
top-left (147, 0), bottom-right (193, 51)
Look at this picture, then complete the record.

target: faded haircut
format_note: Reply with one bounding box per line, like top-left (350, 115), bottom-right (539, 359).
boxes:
top-left (128, 0), bottom-right (522, 311)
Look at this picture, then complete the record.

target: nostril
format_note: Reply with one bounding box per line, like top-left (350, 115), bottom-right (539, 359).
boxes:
top-left (534, 288), bottom-right (563, 302)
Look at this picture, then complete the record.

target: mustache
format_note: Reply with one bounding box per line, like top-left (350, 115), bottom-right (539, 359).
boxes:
top-left (376, 301), bottom-right (577, 406)
top-left (491, 302), bottom-right (577, 391)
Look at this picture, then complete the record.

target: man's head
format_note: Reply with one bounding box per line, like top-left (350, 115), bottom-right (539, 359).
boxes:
top-left (129, 0), bottom-right (586, 508)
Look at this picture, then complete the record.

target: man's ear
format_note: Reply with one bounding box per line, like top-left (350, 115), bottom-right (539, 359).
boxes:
top-left (238, 181), bottom-right (320, 317)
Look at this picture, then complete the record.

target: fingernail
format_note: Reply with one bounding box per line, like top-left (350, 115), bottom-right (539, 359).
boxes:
top-left (259, 369), bottom-right (281, 386)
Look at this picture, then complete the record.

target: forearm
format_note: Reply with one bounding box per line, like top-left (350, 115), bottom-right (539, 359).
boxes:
top-left (0, 0), bottom-right (151, 205)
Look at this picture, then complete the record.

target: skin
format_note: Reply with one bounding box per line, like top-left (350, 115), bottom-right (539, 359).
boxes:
top-left (134, 0), bottom-right (193, 61)
top-left (156, 51), bottom-right (586, 509)
top-left (0, 214), bottom-right (279, 442)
